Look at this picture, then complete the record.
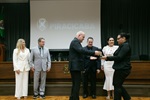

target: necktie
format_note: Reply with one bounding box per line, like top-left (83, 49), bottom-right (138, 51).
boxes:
top-left (40, 48), bottom-right (43, 57)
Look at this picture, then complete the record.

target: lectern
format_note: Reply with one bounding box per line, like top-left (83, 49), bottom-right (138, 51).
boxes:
top-left (0, 44), bottom-right (5, 61)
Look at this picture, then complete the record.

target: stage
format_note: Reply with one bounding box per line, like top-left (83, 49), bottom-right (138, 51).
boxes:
top-left (0, 61), bottom-right (150, 97)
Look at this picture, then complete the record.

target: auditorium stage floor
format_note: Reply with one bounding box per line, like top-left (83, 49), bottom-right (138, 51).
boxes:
top-left (0, 96), bottom-right (149, 100)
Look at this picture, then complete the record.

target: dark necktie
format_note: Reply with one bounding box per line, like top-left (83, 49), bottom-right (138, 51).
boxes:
top-left (40, 48), bottom-right (43, 57)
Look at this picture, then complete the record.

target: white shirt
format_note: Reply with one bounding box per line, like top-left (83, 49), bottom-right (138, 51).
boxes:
top-left (101, 45), bottom-right (119, 66)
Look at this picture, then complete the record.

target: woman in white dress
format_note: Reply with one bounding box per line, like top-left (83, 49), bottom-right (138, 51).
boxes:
top-left (13, 39), bottom-right (30, 100)
top-left (101, 37), bottom-right (118, 99)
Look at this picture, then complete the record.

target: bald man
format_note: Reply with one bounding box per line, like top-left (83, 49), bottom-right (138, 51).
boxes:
top-left (69, 31), bottom-right (101, 100)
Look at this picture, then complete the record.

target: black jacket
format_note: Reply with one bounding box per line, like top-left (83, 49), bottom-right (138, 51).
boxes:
top-left (107, 42), bottom-right (131, 70)
top-left (84, 46), bottom-right (101, 72)
top-left (69, 38), bottom-right (95, 71)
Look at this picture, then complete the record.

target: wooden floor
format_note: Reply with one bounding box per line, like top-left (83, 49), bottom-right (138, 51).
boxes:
top-left (0, 96), bottom-right (149, 100)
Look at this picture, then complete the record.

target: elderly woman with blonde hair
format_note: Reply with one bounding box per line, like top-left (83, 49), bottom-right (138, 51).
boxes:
top-left (13, 39), bottom-right (30, 100)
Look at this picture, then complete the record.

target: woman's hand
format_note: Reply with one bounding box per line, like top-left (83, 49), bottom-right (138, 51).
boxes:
top-left (101, 56), bottom-right (107, 60)
top-left (16, 70), bottom-right (20, 74)
top-left (101, 65), bottom-right (104, 70)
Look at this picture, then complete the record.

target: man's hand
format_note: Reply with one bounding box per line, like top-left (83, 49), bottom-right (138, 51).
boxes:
top-left (95, 51), bottom-right (102, 56)
top-left (90, 56), bottom-right (97, 60)
top-left (31, 67), bottom-right (35, 72)
top-left (16, 70), bottom-right (20, 74)
top-left (97, 69), bottom-right (100, 74)
top-left (47, 68), bottom-right (51, 72)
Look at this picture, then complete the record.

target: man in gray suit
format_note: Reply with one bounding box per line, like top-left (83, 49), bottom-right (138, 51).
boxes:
top-left (30, 37), bottom-right (51, 99)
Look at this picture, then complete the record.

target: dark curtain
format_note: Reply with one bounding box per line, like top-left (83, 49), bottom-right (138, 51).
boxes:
top-left (101, 0), bottom-right (150, 60)
top-left (0, 1), bottom-right (150, 61)
top-left (0, 3), bottom-right (30, 61)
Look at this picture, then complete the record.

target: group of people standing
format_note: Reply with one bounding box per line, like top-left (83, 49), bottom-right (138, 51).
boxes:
top-left (69, 31), bottom-right (131, 100)
top-left (13, 31), bottom-right (131, 100)
top-left (13, 38), bottom-right (51, 100)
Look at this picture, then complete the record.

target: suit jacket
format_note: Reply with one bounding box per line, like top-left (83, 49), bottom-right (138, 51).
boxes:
top-left (13, 48), bottom-right (30, 71)
top-left (69, 37), bottom-right (95, 71)
top-left (30, 46), bottom-right (51, 71)
top-left (84, 46), bottom-right (101, 72)
top-left (107, 42), bottom-right (131, 70)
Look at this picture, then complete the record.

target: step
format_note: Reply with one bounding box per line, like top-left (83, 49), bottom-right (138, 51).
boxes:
top-left (0, 83), bottom-right (149, 97)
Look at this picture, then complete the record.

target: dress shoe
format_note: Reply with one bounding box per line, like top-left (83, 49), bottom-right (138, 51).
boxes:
top-left (69, 96), bottom-right (79, 100)
top-left (92, 95), bottom-right (96, 99)
top-left (83, 94), bottom-right (88, 98)
top-left (33, 95), bottom-right (38, 99)
top-left (69, 96), bottom-right (72, 100)
top-left (40, 95), bottom-right (45, 99)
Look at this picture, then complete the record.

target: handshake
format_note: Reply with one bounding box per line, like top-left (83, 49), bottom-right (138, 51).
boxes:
top-left (94, 51), bottom-right (102, 56)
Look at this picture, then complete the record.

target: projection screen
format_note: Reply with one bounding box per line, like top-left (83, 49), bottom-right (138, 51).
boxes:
top-left (30, 0), bottom-right (101, 49)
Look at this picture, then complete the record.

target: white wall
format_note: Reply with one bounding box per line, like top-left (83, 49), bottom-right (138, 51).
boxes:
top-left (30, 0), bottom-right (101, 49)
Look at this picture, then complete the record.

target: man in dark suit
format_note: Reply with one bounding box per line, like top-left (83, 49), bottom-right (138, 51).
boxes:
top-left (82, 37), bottom-right (101, 99)
top-left (69, 31), bottom-right (101, 100)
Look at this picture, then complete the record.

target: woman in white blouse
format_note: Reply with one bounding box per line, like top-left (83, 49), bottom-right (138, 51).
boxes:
top-left (101, 37), bottom-right (118, 99)
top-left (13, 39), bottom-right (30, 100)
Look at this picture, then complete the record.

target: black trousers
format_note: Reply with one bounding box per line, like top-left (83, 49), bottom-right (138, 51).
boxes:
top-left (69, 71), bottom-right (81, 100)
top-left (113, 69), bottom-right (131, 100)
top-left (82, 69), bottom-right (96, 95)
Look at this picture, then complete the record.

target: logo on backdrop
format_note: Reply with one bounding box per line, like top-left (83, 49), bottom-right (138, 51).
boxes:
top-left (37, 18), bottom-right (48, 31)
top-left (37, 18), bottom-right (96, 31)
